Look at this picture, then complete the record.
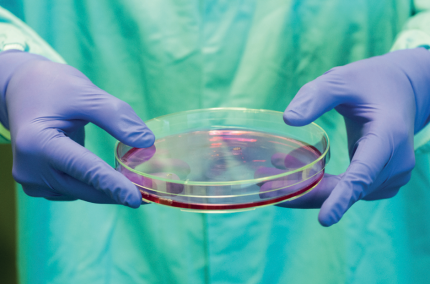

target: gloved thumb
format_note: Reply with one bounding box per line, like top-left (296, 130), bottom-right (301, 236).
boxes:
top-left (275, 173), bottom-right (342, 209)
top-left (284, 70), bottom-right (344, 126)
top-left (318, 133), bottom-right (390, 226)
top-left (17, 61), bottom-right (155, 149)
top-left (78, 87), bottom-right (155, 148)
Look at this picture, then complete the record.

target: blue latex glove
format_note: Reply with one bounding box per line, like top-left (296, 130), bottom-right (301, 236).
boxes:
top-left (279, 48), bottom-right (430, 226)
top-left (0, 50), bottom-right (155, 208)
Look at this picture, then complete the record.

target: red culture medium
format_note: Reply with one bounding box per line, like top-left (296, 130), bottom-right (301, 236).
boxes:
top-left (117, 129), bottom-right (326, 211)
top-left (138, 171), bottom-right (323, 211)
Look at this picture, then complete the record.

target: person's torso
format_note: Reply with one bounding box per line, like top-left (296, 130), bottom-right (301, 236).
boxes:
top-left (13, 1), bottom-right (428, 283)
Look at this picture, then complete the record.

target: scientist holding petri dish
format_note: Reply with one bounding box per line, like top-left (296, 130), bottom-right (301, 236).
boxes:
top-left (1, 1), bottom-right (430, 283)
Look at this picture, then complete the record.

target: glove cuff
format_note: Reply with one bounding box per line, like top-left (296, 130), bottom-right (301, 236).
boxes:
top-left (0, 50), bottom-right (49, 129)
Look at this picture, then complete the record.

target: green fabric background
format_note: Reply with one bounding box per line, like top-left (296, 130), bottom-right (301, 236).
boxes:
top-left (2, 0), bottom-right (430, 283)
top-left (0, 144), bottom-right (17, 284)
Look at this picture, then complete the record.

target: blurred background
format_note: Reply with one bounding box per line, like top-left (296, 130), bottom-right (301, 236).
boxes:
top-left (0, 144), bottom-right (17, 284)
top-left (0, 2), bottom-right (23, 281)
top-left (0, 0), bottom-right (22, 280)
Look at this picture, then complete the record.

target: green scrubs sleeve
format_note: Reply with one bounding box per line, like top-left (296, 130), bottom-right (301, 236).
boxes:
top-left (0, 123), bottom-right (10, 142)
top-left (0, 6), bottom-right (65, 143)
top-left (389, 2), bottom-right (430, 150)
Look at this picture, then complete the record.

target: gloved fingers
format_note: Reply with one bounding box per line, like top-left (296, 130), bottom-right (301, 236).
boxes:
top-left (123, 168), bottom-right (185, 194)
top-left (78, 89), bottom-right (154, 148)
top-left (362, 186), bottom-right (400, 201)
top-left (135, 158), bottom-right (191, 180)
top-left (44, 196), bottom-right (78, 201)
top-left (22, 184), bottom-right (76, 201)
top-left (362, 170), bottom-right (411, 200)
top-left (256, 163), bottom-right (326, 201)
top-left (283, 72), bottom-right (344, 126)
top-left (275, 174), bottom-right (341, 208)
top-left (150, 172), bottom-right (184, 195)
top-left (271, 148), bottom-right (319, 170)
top-left (27, 173), bottom-right (141, 204)
top-left (318, 133), bottom-right (391, 226)
top-left (258, 174), bottom-right (300, 199)
top-left (50, 170), bottom-right (124, 204)
top-left (270, 153), bottom-right (289, 169)
top-left (47, 132), bottom-right (142, 208)
top-left (14, 62), bottom-right (153, 148)
top-left (254, 166), bottom-right (287, 180)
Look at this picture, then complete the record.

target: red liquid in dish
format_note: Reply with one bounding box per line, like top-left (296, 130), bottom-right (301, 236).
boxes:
top-left (118, 130), bottom-right (326, 211)
top-left (138, 173), bottom-right (323, 210)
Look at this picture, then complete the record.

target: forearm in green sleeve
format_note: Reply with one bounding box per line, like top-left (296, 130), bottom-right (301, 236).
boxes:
top-left (391, 10), bottom-right (430, 52)
top-left (0, 6), bottom-right (66, 144)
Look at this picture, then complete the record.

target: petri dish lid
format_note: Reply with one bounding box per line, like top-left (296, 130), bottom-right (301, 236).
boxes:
top-left (115, 108), bottom-right (330, 213)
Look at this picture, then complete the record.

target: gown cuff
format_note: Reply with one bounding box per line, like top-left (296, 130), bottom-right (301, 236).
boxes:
top-left (0, 120), bottom-right (10, 142)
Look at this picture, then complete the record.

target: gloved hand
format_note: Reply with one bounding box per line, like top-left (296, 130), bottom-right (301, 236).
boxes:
top-left (255, 150), bottom-right (324, 200)
top-left (279, 48), bottom-right (430, 226)
top-left (0, 50), bottom-right (155, 208)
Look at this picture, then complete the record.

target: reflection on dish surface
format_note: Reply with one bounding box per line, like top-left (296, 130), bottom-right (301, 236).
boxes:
top-left (117, 129), bottom-right (325, 212)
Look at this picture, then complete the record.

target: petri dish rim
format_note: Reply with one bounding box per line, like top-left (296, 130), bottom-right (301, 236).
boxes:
top-left (114, 107), bottom-right (330, 187)
top-left (131, 167), bottom-right (325, 198)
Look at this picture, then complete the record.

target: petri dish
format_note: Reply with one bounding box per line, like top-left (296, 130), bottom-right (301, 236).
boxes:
top-left (115, 108), bottom-right (330, 213)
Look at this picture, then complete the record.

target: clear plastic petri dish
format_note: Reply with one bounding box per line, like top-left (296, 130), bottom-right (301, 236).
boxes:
top-left (115, 108), bottom-right (330, 213)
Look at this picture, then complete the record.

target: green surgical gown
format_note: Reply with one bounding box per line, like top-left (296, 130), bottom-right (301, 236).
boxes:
top-left (1, 1), bottom-right (430, 283)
